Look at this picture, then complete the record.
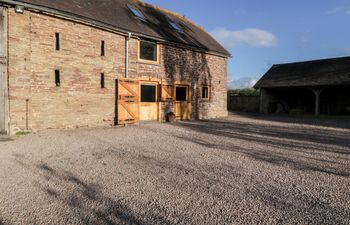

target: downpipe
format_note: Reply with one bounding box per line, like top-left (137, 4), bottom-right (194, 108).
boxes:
top-left (124, 32), bottom-right (132, 127)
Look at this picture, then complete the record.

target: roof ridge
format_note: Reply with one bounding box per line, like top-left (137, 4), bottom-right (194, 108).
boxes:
top-left (274, 56), bottom-right (350, 67)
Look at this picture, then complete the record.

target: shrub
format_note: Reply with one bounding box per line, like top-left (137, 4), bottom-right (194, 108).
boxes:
top-left (228, 88), bottom-right (260, 97)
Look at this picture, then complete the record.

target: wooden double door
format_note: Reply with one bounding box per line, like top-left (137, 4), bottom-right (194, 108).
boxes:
top-left (116, 78), bottom-right (191, 125)
top-left (116, 78), bottom-right (160, 125)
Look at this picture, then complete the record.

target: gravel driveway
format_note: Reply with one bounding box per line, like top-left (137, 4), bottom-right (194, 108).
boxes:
top-left (0, 113), bottom-right (349, 225)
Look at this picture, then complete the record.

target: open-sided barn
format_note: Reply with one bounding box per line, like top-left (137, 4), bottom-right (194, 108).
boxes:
top-left (0, 0), bottom-right (230, 135)
top-left (255, 56), bottom-right (350, 116)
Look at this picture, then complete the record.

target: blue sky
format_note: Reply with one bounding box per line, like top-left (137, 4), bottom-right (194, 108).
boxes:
top-left (144, 0), bottom-right (350, 89)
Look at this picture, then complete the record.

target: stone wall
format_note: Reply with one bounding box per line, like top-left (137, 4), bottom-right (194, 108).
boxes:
top-left (7, 9), bottom-right (228, 132)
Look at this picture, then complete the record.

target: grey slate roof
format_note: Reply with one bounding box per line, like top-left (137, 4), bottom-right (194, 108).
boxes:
top-left (254, 56), bottom-right (350, 88)
top-left (8, 0), bottom-right (229, 56)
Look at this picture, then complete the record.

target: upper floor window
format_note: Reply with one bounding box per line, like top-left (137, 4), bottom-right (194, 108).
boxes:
top-left (127, 5), bottom-right (146, 21)
top-left (139, 39), bottom-right (158, 62)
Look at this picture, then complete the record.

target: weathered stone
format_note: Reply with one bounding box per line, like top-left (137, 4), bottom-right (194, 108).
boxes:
top-left (7, 9), bottom-right (228, 131)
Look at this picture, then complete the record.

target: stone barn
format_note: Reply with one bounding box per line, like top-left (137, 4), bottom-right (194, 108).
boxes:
top-left (255, 56), bottom-right (350, 116)
top-left (0, 0), bottom-right (230, 135)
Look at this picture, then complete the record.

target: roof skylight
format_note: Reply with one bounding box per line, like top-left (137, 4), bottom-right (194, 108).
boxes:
top-left (169, 20), bottom-right (183, 33)
top-left (127, 5), bottom-right (146, 21)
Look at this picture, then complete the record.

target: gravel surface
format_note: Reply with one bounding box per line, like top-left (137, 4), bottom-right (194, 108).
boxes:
top-left (0, 113), bottom-right (349, 225)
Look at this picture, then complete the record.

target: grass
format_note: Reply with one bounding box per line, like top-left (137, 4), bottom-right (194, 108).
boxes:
top-left (16, 131), bottom-right (31, 136)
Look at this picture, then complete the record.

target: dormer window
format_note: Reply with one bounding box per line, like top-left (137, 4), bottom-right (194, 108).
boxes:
top-left (127, 5), bottom-right (146, 21)
top-left (169, 20), bottom-right (183, 33)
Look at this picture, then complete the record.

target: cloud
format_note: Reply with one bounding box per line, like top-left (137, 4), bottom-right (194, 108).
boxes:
top-left (228, 77), bottom-right (259, 89)
top-left (211, 27), bottom-right (278, 49)
top-left (326, 7), bottom-right (350, 15)
top-left (326, 7), bottom-right (342, 15)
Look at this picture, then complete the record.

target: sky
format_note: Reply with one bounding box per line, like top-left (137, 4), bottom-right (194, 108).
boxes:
top-left (143, 0), bottom-right (350, 89)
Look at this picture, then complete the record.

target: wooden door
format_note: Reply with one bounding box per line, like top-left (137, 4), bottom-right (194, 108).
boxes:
top-left (0, 7), bottom-right (8, 134)
top-left (116, 78), bottom-right (140, 125)
top-left (175, 85), bottom-right (192, 120)
top-left (140, 82), bottom-right (159, 121)
top-left (160, 84), bottom-right (174, 101)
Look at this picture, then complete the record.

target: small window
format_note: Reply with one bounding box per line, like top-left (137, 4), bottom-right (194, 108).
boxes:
top-left (169, 20), bottom-right (183, 33)
top-left (127, 5), bottom-right (146, 21)
top-left (202, 86), bottom-right (210, 99)
top-left (101, 40), bottom-right (105, 56)
top-left (176, 86), bottom-right (187, 101)
top-left (141, 85), bottom-right (156, 102)
top-left (139, 40), bottom-right (158, 62)
top-left (55, 70), bottom-right (60, 87)
top-left (55, 32), bottom-right (60, 51)
top-left (101, 73), bottom-right (105, 88)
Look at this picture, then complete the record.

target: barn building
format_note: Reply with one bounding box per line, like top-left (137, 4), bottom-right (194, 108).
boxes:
top-left (0, 0), bottom-right (230, 135)
top-left (255, 56), bottom-right (350, 116)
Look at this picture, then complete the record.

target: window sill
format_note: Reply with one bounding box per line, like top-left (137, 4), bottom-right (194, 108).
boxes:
top-left (137, 59), bottom-right (161, 66)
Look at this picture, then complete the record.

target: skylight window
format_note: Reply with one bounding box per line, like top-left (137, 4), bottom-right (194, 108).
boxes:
top-left (169, 20), bottom-right (183, 32)
top-left (127, 5), bottom-right (146, 21)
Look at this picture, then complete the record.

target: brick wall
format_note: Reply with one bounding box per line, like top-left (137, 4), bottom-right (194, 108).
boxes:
top-left (8, 9), bottom-right (228, 131)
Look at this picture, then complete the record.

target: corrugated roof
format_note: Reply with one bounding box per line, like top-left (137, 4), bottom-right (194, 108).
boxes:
top-left (7, 0), bottom-right (230, 56)
top-left (254, 56), bottom-right (350, 88)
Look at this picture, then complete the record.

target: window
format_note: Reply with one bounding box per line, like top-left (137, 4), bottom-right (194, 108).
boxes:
top-left (101, 73), bottom-right (105, 88)
top-left (55, 33), bottom-right (60, 51)
top-left (101, 40), bottom-right (105, 56)
top-left (139, 40), bottom-right (158, 62)
top-left (176, 86), bottom-right (187, 101)
top-left (141, 85), bottom-right (156, 102)
top-left (202, 86), bottom-right (210, 99)
top-left (127, 5), bottom-right (146, 21)
top-left (169, 20), bottom-right (183, 33)
top-left (55, 70), bottom-right (60, 87)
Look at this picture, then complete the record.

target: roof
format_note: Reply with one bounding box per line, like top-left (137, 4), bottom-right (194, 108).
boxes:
top-left (5, 0), bottom-right (230, 57)
top-left (254, 56), bottom-right (350, 89)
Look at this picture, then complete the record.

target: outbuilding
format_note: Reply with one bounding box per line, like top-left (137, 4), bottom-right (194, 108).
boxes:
top-left (254, 56), bottom-right (350, 116)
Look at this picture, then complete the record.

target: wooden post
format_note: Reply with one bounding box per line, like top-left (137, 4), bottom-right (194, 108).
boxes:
top-left (259, 89), bottom-right (264, 113)
top-left (0, 7), bottom-right (8, 135)
top-left (312, 88), bottom-right (323, 116)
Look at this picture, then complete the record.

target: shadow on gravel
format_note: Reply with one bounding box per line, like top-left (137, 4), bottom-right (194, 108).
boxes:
top-left (36, 163), bottom-right (172, 225)
top-left (13, 159), bottom-right (174, 225)
top-left (247, 183), bottom-right (350, 224)
top-left (0, 137), bottom-right (14, 142)
top-left (173, 119), bottom-right (350, 177)
top-left (231, 112), bottom-right (350, 130)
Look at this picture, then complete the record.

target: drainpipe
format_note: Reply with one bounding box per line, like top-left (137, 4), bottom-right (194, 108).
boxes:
top-left (125, 32), bottom-right (132, 78)
top-left (124, 32), bottom-right (132, 127)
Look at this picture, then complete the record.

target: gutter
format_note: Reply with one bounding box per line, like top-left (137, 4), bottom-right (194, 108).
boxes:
top-left (0, 0), bottom-right (230, 58)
